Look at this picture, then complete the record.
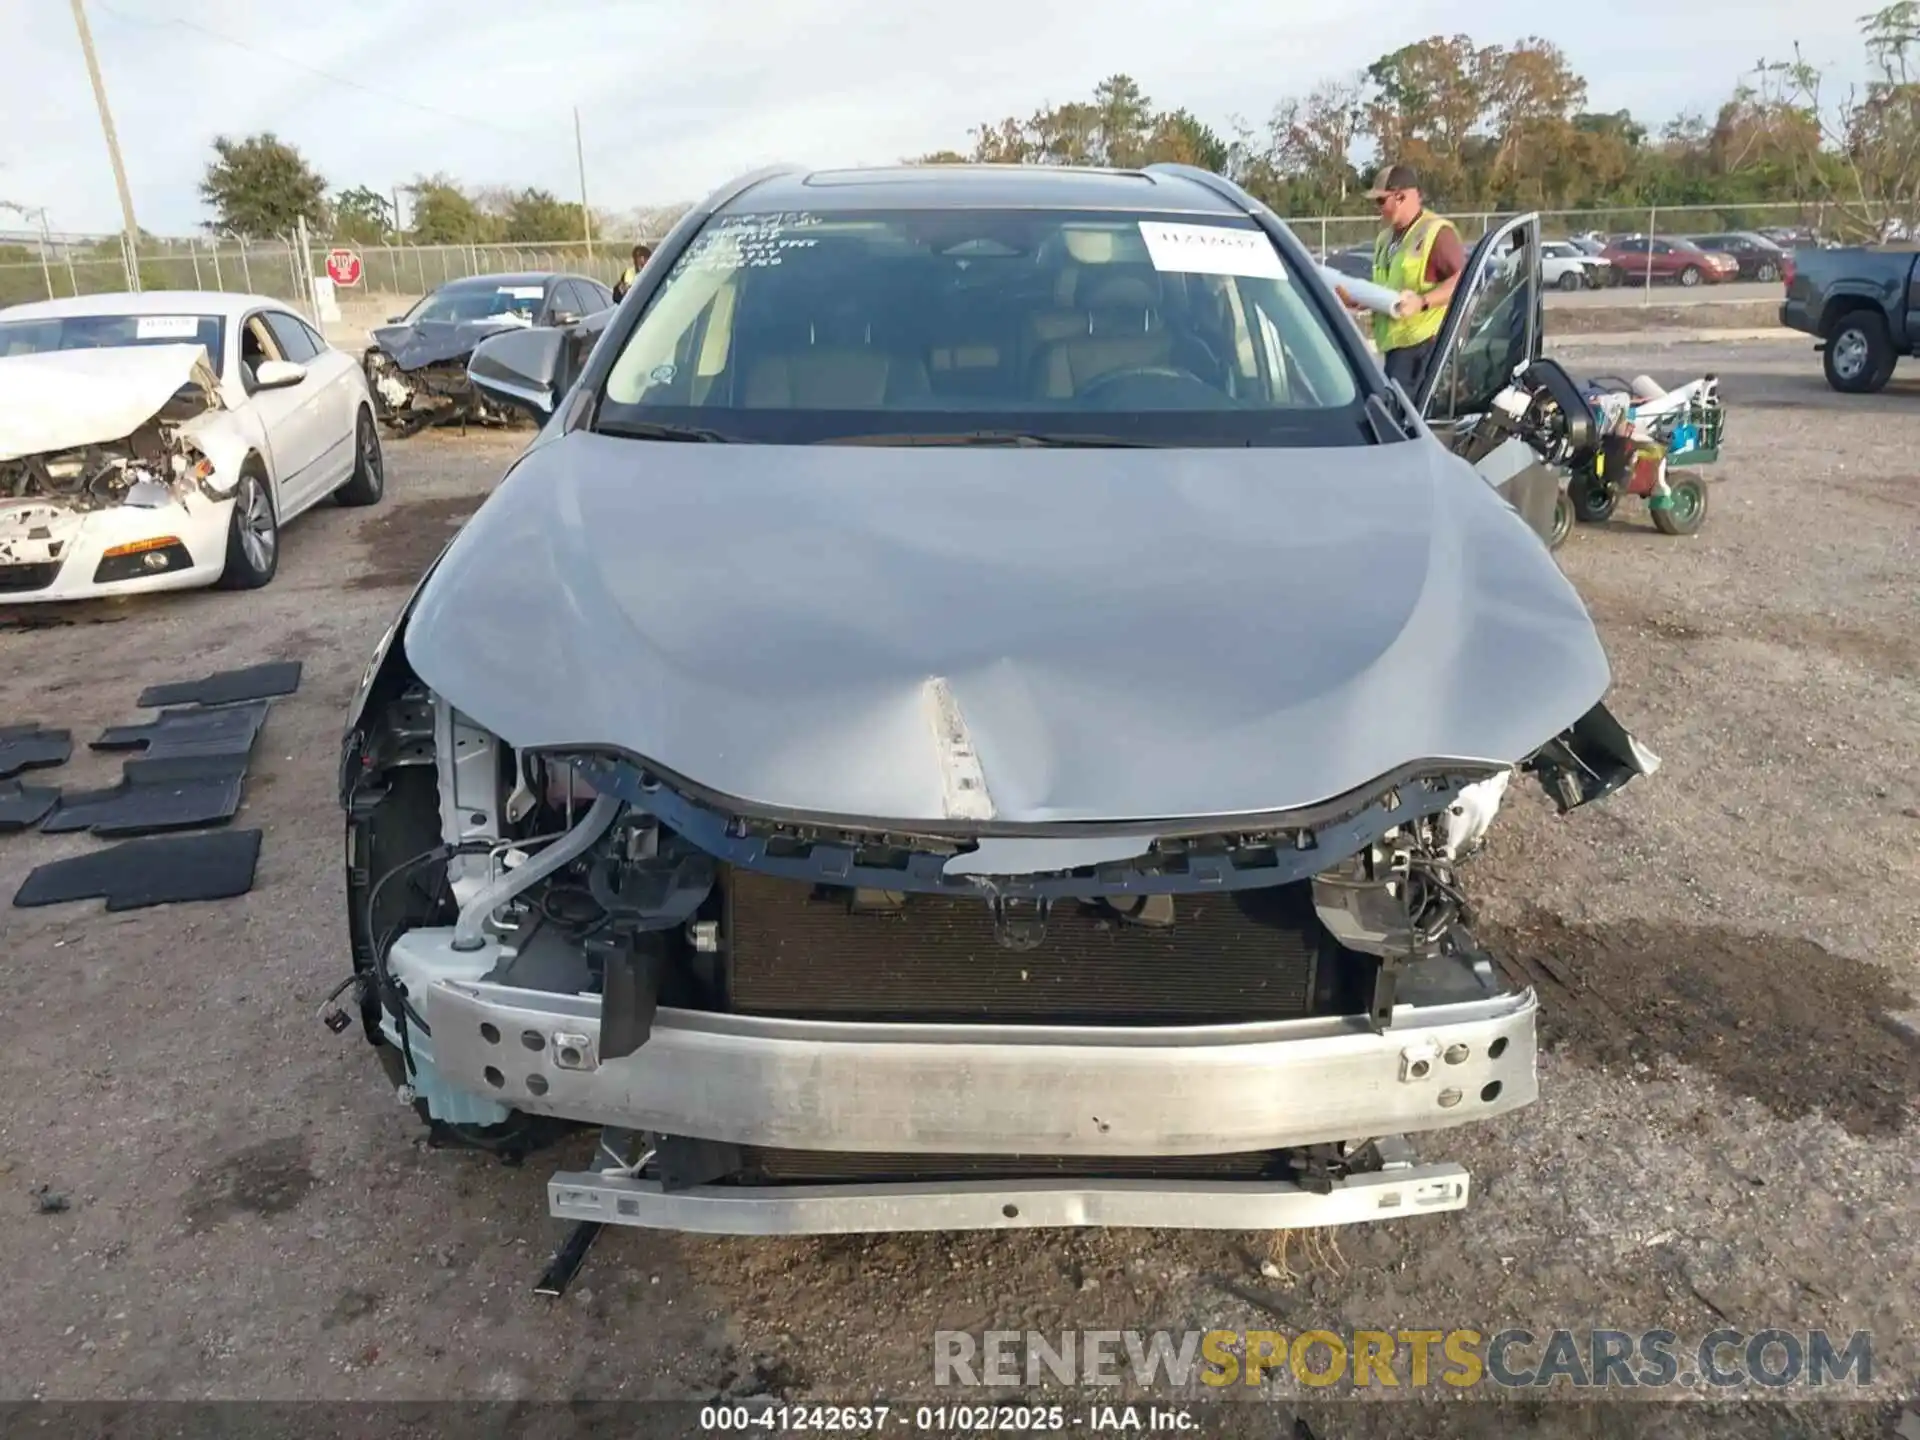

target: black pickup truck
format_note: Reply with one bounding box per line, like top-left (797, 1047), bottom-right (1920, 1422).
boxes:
top-left (1780, 246), bottom-right (1920, 392)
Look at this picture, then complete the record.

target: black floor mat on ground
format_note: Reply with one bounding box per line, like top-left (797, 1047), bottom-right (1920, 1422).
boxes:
top-left (0, 781), bottom-right (59, 832)
top-left (12, 829), bottom-right (263, 911)
top-left (93, 700), bottom-right (271, 763)
top-left (0, 724), bottom-right (72, 780)
top-left (41, 755), bottom-right (246, 837)
top-left (136, 661), bottom-right (302, 709)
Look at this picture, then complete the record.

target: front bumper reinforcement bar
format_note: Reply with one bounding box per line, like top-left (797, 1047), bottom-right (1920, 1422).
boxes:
top-left (421, 959), bottom-right (1537, 1156)
top-left (546, 1160), bottom-right (1471, 1236)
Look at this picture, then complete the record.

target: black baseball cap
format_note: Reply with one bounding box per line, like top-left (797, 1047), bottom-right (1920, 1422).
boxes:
top-left (1365, 164), bottom-right (1420, 197)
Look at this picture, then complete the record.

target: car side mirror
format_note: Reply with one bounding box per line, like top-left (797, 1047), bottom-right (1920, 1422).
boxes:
top-left (254, 359), bottom-right (307, 390)
top-left (549, 310), bottom-right (581, 327)
top-left (468, 326), bottom-right (567, 421)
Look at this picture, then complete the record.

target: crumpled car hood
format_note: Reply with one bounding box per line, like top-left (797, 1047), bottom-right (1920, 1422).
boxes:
top-left (402, 431), bottom-right (1614, 826)
top-left (0, 344), bottom-right (219, 462)
top-left (370, 318), bottom-right (530, 372)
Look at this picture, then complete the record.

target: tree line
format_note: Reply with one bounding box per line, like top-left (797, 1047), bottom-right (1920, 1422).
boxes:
top-left (921, 6), bottom-right (1920, 239)
top-left (190, 7), bottom-right (1919, 246)
top-left (197, 135), bottom-right (618, 247)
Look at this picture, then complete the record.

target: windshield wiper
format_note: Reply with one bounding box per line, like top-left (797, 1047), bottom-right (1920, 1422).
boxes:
top-left (820, 430), bottom-right (1165, 448)
top-left (598, 420), bottom-right (735, 443)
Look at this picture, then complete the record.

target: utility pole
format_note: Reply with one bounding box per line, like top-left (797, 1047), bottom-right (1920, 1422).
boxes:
top-left (69, 0), bottom-right (140, 283)
top-left (574, 106), bottom-right (594, 259)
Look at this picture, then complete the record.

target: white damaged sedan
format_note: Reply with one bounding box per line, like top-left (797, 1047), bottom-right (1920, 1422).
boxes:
top-left (0, 291), bottom-right (383, 601)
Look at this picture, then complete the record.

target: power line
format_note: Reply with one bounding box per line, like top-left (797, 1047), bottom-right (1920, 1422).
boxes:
top-left (92, 1), bottom-right (541, 140)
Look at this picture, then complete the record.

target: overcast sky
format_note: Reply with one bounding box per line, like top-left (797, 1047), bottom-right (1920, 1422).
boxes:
top-left (0, 0), bottom-right (1876, 237)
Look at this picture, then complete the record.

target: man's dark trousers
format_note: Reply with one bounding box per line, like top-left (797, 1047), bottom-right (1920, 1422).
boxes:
top-left (1383, 336), bottom-right (1439, 397)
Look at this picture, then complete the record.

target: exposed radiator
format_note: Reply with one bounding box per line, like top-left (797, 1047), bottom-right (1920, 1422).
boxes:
top-left (723, 868), bottom-right (1326, 1025)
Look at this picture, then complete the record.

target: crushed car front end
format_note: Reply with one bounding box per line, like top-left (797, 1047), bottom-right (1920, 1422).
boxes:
top-left (0, 346), bottom-right (248, 601)
top-left (333, 168), bottom-right (1659, 1238)
top-left (364, 313), bottom-right (533, 434)
top-left (336, 442), bottom-right (1657, 1239)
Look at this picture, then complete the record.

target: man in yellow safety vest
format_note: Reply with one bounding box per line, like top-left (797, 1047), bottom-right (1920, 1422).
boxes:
top-left (612, 242), bottom-right (655, 303)
top-left (1366, 163), bottom-right (1467, 396)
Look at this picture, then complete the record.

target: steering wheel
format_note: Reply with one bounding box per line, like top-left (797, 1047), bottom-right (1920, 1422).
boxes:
top-left (1075, 364), bottom-right (1209, 402)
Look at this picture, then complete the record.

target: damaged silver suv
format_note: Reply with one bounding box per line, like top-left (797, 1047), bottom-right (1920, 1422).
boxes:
top-left (337, 163), bottom-right (1655, 1238)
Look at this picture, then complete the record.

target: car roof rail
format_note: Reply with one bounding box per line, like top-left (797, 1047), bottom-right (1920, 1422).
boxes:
top-left (701, 163), bottom-right (810, 213)
top-left (1140, 162), bottom-right (1264, 218)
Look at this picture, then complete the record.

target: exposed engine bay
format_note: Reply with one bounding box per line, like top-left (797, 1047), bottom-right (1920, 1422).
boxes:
top-left (339, 650), bottom-right (1653, 1217)
top-left (0, 348), bottom-right (247, 592)
top-left (363, 348), bottom-right (512, 436)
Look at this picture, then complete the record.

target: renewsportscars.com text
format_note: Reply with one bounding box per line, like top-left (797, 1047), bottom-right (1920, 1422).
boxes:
top-left (934, 1327), bottom-right (1874, 1391)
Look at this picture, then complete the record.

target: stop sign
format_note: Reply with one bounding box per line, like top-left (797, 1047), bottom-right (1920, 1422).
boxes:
top-left (325, 248), bottom-right (363, 286)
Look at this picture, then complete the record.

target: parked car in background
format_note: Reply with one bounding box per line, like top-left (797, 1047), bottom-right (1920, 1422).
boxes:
top-left (1759, 226), bottom-right (1826, 250)
top-left (363, 271), bottom-right (615, 435)
top-left (1318, 245), bottom-right (1375, 281)
top-left (1541, 240), bottom-right (1611, 290)
top-left (1600, 236), bottom-right (1740, 287)
top-left (1781, 245), bottom-right (1920, 392)
top-left (1684, 232), bottom-right (1788, 282)
top-left (0, 290), bottom-right (381, 601)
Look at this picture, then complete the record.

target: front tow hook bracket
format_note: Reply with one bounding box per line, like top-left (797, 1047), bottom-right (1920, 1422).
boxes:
top-left (990, 896), bottom-right (1050, 951)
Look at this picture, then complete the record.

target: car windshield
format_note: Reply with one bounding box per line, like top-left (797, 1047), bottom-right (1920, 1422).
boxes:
top-left (0, 312), bottom-right (224, 370)
top-left (406, 282), bottom-right (544, 325)
top-left (595, 207), bottom-right (1367, 447)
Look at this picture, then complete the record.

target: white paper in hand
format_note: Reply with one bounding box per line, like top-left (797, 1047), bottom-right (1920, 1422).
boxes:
top-left (1317, 267), bottom-right (1403, 315)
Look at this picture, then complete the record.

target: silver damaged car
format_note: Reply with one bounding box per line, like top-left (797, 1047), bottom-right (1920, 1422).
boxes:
top-left (336, 163), bottom-right (1657, 1240)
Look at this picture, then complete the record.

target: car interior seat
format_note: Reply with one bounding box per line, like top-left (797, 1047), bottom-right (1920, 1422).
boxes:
top-left (740, 304), bottom-right (931, 409)
top-left (1018, 264), bottom-right (1091, 378)
top-left (1030, 270), bottom-right (1175, 398)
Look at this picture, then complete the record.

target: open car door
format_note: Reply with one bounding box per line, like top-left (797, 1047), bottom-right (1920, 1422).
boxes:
top-left (1409, 214), bottom-right (1661, 807)
top-left (1416, 212), bottom-right (1543, 421)
top-left (467, 306), bottom-right (616, 424)
top-left (1411, 213), bottom-right (1563, 542)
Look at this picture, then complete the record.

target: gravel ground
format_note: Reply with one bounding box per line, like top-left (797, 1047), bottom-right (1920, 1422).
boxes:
top-left (0, 339), bottom-right (1913, 1437)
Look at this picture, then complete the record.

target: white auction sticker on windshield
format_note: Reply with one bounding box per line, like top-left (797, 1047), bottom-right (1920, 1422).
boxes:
top-left (135, 315), bottom-right (201, 339)
top-left (1138, 222), bottom-right (1286, 279)
top-left (499, 286), bottom-right (545, 299)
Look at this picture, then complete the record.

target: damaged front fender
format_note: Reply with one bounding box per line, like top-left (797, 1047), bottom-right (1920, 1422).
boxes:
top-left (1523, 701), bottom-right (1661, 813)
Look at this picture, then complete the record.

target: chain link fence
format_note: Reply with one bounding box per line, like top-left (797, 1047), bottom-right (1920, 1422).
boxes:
top-left (0, 223), bottom-right (687, 311)
top-left (0, 201), bottom-right (1840, 311)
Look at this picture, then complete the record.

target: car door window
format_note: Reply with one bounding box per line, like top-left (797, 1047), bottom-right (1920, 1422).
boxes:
top-left (238, 315), bottom-right (284, 390)
top-left (297, 317), bottom-right (331, 353)
top-left (262, 311), bottom-right (318, 362)
top-left (546, 283), bottom-right (582, 324)
top-left (1419, 218), bottom-right (1537, 424)
top-left (586, 280), bottom-right (614, 311)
